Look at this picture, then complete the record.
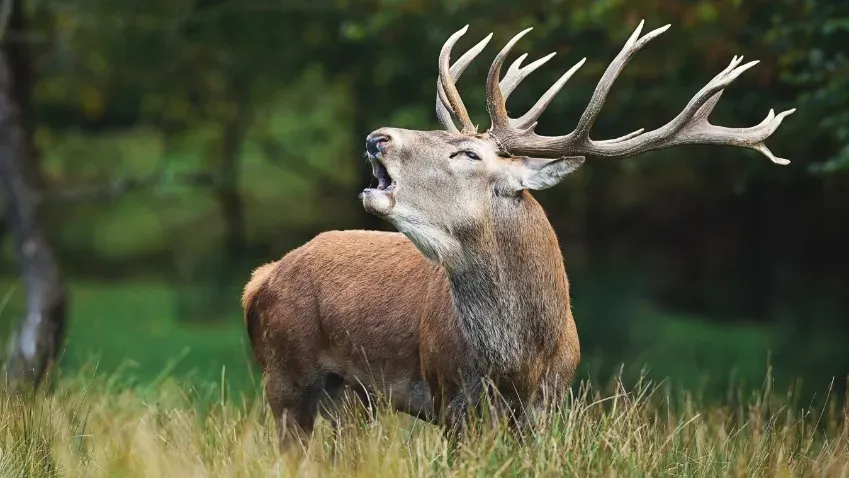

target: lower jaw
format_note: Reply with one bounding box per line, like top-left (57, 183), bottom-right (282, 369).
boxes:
top-left (361, 189), bottom-right (396, 216)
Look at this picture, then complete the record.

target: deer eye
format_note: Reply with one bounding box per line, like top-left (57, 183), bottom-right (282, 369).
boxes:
top-left (450, 150), bottom-right (481, 161)
top-left (449, 150), bottom-right (482, 161)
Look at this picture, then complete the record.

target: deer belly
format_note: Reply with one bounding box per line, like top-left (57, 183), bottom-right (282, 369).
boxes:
top-left (319, 348), bottom-right (435, 420)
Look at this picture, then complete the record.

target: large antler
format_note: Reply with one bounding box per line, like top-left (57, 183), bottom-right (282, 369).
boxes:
top-left (484, 20), bottom-right (795, 164)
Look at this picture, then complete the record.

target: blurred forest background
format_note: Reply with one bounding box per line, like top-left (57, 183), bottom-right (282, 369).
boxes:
top-left (0, 0), bottom-right (847, 400)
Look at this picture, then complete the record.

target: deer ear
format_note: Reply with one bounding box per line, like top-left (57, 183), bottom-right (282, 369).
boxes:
top-left (505, 156), bottom-right (585, 191)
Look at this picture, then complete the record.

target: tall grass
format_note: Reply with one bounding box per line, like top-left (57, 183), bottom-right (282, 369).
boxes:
top-left (1, 367), bottom-right (848, 477)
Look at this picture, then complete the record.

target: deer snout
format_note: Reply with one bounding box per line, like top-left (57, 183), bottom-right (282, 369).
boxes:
top-left (366, 130), bottom-right (392, 157)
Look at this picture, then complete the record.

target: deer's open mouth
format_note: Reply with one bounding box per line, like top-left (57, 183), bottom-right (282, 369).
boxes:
top-left (368, 157), bottom-right (396, 192)
top-left (361, 156), bottom-right (396, 217)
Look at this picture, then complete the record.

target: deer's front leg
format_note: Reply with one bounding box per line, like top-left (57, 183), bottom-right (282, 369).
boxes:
top-left (441, 378), bottom-right (486, 447)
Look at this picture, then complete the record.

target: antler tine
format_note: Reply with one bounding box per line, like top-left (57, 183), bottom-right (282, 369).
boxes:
top-left (570, 20), bottom-right (670, 140)
top-left (487, 20), bottom-right (794, 165)
top-left (511, 57), bottom-right (586, 130)
top-left (436, 31), bottom-right (493, 133)
top-left (595, 128), bottom-right (645, 144)
top-left (486, 27), bottom-right (534, 134)
top-left (652, 55), bottom-right (759, 138)
top-left (497, 51), bottom-right (587, 131)
top-left (500, 52), bottom-right (556, 101)
top-left (437, 25), bottom-right (480, 134)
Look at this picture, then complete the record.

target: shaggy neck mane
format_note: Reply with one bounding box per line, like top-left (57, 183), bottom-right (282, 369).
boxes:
top-left (445, 191), bottom-right (571, 373)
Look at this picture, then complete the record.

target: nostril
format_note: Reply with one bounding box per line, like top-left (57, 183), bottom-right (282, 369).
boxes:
top-left (366, 134), bottom-right (390, 156)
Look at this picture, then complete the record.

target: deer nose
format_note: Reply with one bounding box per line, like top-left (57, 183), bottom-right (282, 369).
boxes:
top-left (366, 133), bottom-right (391, 157)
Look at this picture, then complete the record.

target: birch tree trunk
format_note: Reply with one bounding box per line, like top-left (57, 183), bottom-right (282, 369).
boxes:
top-left (0, 0), bottom-right (67, 390)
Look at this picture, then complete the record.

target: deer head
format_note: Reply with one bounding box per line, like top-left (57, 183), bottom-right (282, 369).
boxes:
top-left (361, 21), bottom-right (794, 267)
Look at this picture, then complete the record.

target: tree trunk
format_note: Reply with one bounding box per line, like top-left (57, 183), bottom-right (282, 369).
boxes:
top-left (0, 20), bottom-right (67, 389)
top-left (186, 94), bottom-right (248, 323)
top-left (2, 0), bottom-right (41, 189)
top-left (216, 110), bottom-right (246, 259)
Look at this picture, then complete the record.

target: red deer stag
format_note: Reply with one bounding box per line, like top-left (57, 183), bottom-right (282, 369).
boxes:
top-left (243, 20), bottom-right (794, 449)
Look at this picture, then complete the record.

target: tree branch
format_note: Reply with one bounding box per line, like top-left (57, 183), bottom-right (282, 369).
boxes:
top-left (0, 0), bottom-right (12, 38)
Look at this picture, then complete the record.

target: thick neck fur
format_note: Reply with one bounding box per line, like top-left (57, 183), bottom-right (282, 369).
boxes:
top-left (445, 191), bottom-right (572, 374)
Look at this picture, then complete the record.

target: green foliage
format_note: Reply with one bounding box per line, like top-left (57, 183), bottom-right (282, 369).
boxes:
top-left (33, 67), bottom-right (359, 266)
top-left (626, 312), bottom-right (773, 396)
top-left (769, 0), bottom-right (849, 173)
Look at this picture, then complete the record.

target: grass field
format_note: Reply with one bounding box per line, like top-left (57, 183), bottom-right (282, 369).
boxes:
top-left (2, 280), bottom-right (849, 475)
top-left (2, 367), bottom-right (849, 476)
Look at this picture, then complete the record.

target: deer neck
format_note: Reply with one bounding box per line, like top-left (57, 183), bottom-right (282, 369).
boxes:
top-left (445, 191), bottom-right (571, 372)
